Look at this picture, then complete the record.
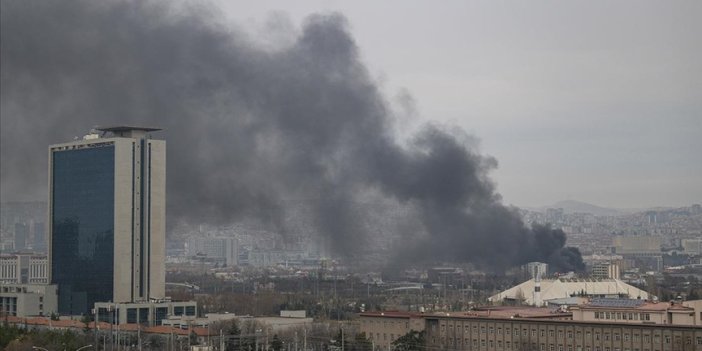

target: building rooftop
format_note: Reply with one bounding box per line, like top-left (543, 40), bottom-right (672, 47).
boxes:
top-left (447, 306), bottom-right (571, 319)
top-left (577, 298), bottom-right (695, 312)
top-left (359, 311), bottom-right (422, 318)
top-left (489, 278), bottom-right (650, 305)
top-left (96, 126), bottom-right (162, 133)
top-left (360, 307), bottom-right (571, 320)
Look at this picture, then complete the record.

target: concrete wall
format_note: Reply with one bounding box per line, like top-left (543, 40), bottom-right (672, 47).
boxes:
top-left (0, 284), bottom-right (58, 317)
top-left (426, 317), bottom-right (702, 351)
top-left (148, 139), bottom-right (166, 299)
top-left (113, 138), bottom-right (134, 303)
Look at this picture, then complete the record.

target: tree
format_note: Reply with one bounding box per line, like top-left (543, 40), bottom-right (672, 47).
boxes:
top-left (391, 330), bottom-right (425, 351)
top-left (271, 334), bottom-right (283, 351)
top-left (189, 330), bottom-right (199, 345)
top-left (352, 332), bottom-right (373, 351)
top-left (80, 314), bottom-right (92, 333)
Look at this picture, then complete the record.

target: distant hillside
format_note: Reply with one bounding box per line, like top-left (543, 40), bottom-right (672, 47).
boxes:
top-left (549, 200), bottom-right (623, 216)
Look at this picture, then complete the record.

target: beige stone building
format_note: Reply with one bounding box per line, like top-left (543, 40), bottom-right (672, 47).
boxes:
top-left (359, 311), bottom-right (425, 349)
top-left (0, 283), bottom-right (57, 317)
top-left (0, 253), bottom-right (49, 284)
top-left (571, 299), bottom-right (702, 326)
top-left (424, 311), bottom-right (702, 351)
top-left (361, 304), bottom-right (702, 351)
top-left (592, 263), bottom-right (621, 280)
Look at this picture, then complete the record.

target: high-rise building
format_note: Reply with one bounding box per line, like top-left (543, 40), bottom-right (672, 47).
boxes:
top-left (49, 126), bottom-right (166, 315)
top-left (32, 221), bottom-right (46, 252)
top-left (186, 236), bottom-right (239, 267)
top-left (14, 222), bottom-right (28, 251)
top-left (591, 261), bottom-right (620, 279)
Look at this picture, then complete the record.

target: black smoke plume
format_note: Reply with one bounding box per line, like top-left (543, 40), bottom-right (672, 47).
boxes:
top-left (0, 0), bottom-right (583, 272)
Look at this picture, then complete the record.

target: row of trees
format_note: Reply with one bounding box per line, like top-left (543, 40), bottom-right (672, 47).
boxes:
top-left (211, 319), bottom-right (426, 351)
top-left (1, 324), bottom-right (92, 351)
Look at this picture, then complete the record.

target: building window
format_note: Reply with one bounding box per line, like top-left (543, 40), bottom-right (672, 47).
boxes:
top-left (541, 330), bottom-right (546, 337)
top-left (664, 336), bottom-right (670, 344)
top-left (568, 331), bottom-right (573, 339)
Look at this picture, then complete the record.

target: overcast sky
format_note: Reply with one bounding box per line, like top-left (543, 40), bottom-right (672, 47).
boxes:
top-left (212, 0), bottom-right (701, 209)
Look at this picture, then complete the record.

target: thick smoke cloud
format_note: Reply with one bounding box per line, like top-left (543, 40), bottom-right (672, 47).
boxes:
top-left (0, 0), bottom-right (583, 272)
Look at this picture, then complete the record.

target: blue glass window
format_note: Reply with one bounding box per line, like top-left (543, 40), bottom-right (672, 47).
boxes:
top-left (52, 145), bottom-right (115, 315)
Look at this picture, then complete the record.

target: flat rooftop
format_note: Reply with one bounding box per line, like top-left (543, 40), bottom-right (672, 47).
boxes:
top-left (96, 126), bottom-right (161, 133)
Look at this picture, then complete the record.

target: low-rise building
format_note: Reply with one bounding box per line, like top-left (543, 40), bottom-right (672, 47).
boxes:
top-left (359, 311), bottom-right (425, 349)
top-left (94, 300), bottom-right (197, 326)
top-left (424, 309), bottom-right (702, 351)
top-left (0, 283), bottom-right (57, 317)
top-left (489, 279), bottom-right (650, 306)
top-left (0, 253), bottom-right (49, 284)
top-left (571, 299), bottom-right (702, 326)
top-left (681, 239), bottom-right (702, 255)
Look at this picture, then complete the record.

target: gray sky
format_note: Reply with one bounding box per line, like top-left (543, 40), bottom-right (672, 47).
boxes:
top-left (216, 0), bottom-right (702, 209)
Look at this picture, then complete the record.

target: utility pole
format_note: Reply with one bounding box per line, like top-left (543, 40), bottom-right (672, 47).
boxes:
top-left (108, 305), bottom-right (114, 351)
top-left (92, 308), bottom-right (98, 351)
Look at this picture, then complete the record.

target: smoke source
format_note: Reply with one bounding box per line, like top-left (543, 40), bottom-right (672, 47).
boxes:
top-left (0, 0), bottom-right (584, 272)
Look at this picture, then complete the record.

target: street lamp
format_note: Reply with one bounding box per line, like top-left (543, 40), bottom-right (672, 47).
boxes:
top-left (75, 345), bottom-right (94, 351)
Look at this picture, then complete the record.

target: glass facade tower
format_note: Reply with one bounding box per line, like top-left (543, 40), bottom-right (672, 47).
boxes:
top-left (49, 127), bottom-right (166, 315)
top-left (52, 146), bottom-right (115, 315)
